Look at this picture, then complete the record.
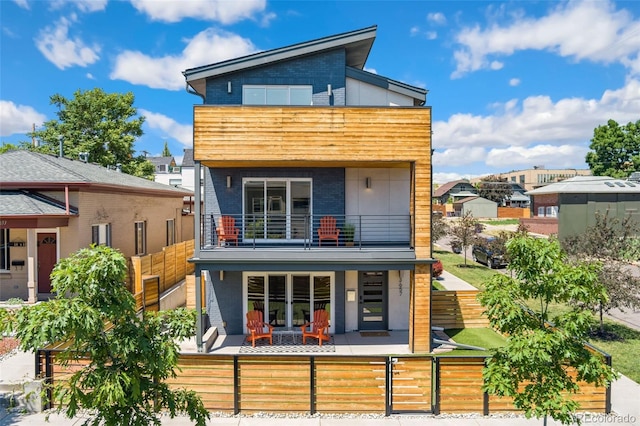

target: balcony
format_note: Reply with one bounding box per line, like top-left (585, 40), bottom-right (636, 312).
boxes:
top-left (200, 214), bottom-right (412, 251)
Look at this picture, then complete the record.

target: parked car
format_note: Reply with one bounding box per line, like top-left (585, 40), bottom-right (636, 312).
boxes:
top-left (472, 237), bottom-right (508, 269)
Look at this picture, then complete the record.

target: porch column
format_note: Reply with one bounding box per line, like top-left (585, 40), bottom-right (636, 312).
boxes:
top-left (410, 264), bottom-right (431, 353)
top-left (27, 229), bottom-right (37, 303)
top-left (195, 264), bottom-right (203, 352)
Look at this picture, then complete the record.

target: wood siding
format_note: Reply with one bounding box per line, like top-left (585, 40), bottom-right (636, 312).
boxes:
top-left (432, 290), bottom-right (489, 329)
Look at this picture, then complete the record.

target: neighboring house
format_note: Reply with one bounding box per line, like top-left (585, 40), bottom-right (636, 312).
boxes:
top-left (182, 26), bottom-right (434, 352)
top-left (526, 175), bottom-right (640, 240)
top-left (504, 182), bottom-right (530, 208)
top-left (433, 180), bottom-right (477, 205)
top-left (150, 156), bottom-right (182, 187)
top-left (453, 196), bottom-right (497, 218)
top-left (472, 167), bottom-right (591, 191)
top-left (0, 150), bottom-right (194, 302)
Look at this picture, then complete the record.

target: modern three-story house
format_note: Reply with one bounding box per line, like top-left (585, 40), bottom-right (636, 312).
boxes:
top-left (183, 26), bottom-right (434, 353)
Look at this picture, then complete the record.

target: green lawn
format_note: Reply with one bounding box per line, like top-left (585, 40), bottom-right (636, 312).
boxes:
top-left (434, 249), bottom-right (495, 290)
top-left (443, 327), bottom-right (506, 356)
top-left (437, 249), bottom-right (640, 383)
top-left (478, 219), bottom-right (520, 226)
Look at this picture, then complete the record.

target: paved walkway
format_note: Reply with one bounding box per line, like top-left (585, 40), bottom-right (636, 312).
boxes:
top-left (436, 270), bottom-right (477, 290)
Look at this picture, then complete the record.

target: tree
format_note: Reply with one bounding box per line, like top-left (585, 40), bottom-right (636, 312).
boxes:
top-left (449, 211), bottom-right (482, 266)
top-left (585, 119), bottom-right (640, 178)
top-left (562, 211), bottom-right (640, 335)
top-left (478, 236), bottom-right (616, 425)
top-left (431, 212), bottom-right (449, 242)
top-left (162, 141), bottom-right (172, 157)
top-left (0, 246), bottom-right (209, 426)
top-left (476, 175), bottom-right (513, 205)
top-left (29, 88), bottom-right (155, 179)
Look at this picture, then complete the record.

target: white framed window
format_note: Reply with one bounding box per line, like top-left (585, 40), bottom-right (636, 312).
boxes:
top-left (243, 272), bottom-right (334, 332)
top-left (91, 223), bottom-right (111, 247)
top-left (0, 229), bottom-right (9, 271)
top-left (169, 178), bottom-right (182, 186)
top-left (243, 178), bottom-right (312, 241)
top-left (166, 219), bottom-right (175, 246)
top-left (242, 85), bottom-right (313, 106)
top-left (134, 221), bottom-right (146, 255)
top-left (537, 207), bottom-right (545, 217)
top-left (546, 206), bottom-right (558, 217)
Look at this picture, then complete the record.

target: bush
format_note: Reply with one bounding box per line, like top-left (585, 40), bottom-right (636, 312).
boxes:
top-left (433, 259), bottom-right (443, 278)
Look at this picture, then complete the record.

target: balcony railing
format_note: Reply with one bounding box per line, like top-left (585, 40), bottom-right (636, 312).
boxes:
top-left (200, 214), bottom-right (412, 250)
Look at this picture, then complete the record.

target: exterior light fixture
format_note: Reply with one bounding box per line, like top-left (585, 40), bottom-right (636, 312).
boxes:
top-left (226, 175), bottom-right (232, 188)
top-left (366, 177), bottom-right (372, 189)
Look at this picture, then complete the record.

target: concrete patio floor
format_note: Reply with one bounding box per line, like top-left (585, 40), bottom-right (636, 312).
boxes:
top-left (180, 330), bottom-right (416, 356)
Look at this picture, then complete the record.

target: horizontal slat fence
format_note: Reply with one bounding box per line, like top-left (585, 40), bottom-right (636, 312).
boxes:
top-left (130, 240), bottom-right (195, 312)
top-left (431, 290), bottom-right (489, 329)
top-left (36, 352), bottom-right (609, 416)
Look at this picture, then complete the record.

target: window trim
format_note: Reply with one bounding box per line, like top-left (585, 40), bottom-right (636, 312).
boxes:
top-left (242, 177), bottom-right (313, 242)
top-left (91, 223), bottom-right (112, 247)
top-left (134, 221), bottom-right (147, 255)
top-left (0, 229), bottom-right (10, 271)
top-left (166, 219), bottom-right (175, 246)
top-left (242, 85), bottom-right (313, 106)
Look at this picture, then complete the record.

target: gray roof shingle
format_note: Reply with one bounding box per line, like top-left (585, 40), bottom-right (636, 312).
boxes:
top-left (0, 150), bottom-right (192, 195)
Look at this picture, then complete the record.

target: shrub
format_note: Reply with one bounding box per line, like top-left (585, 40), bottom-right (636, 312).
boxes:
top-left (433, 259), bottom-right (443, 278)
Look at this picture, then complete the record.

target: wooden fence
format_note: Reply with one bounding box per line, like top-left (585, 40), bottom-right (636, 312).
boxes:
top-left (497, 207), bottom-right (530, 219)
top-left (35, 351), bottom-right (609, 416)
top-left (431, 290), bottom-right (489, 329)
top-left (129, 240), bottom-right (195, 312)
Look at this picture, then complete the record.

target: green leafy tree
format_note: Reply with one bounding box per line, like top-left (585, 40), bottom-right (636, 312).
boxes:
top-left (431, 212), bottom-right (449, 242)
top-left (585, 119), bottom-right (640, 178)
top-left (479, 236), bottom-right (616, 425)
top-left (162, 141), bottom-right (172, 157)
top-left (449, 211), bottom-right (482, 266)
top-left (562, 211), bottom-right (640, 335)
top-left (29, 88), bottom-right (155, 179)
top-left (476, 174), bottom-right (513, 205)
top-left (1, 246), bottom-right (209, 426)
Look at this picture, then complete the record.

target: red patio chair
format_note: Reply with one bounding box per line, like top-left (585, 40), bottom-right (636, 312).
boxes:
top-left (317, 216), bottom-right (340, 246)
top-left (217, 216), bottom-right (239, 246)
top-left (246, 310), bottom-right (274, 347)
top-left (300, 309), bottom-right (330, 346)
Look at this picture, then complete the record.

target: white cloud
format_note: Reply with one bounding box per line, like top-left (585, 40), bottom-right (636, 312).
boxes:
top-left (13, 0), bottom-right (29, 9)
top-left (434, 172), bottom-right (468, 184)
top-left (86, 72), bottom-right (95, 79)
top-left (436, 79), bottom-right (640, 148)
top-left (427, 12), bottom-right (447, 25)
top-left (410, 26), bottom-right (420, 37)
top-left (130, 0), bottom-right (266, 24)
top-left (50, 0), bottom-right (108, 12)
top-left (110, 29), bottom-right (256, 90)
top-left (433, 78), bottom-right (640, 168)
top-left (486, 144), bottom-right (588, 168)
top-left (452, 0), bottom-right (640, 78)
top-left (509, 78), bottom-right (520, 87)
top-left (0, 100), bottom-right (47, 137)
top-left (35, 15), bottom-right (100, 69)
top-left (433, 147), bottom-right (486, 167)
top-left (426, 31), bottom-right (437, 41)
top-left (489, 60), bottom-right (503, 70)
top-left (364, 67), bottom-right (377, 74)
top-left (140, 109), bottom-right (192, 147)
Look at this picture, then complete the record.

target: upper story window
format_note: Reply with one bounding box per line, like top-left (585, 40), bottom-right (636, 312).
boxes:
top-left (135, 221), bottom-right (146, 255)
top-left (243, 85), bottom-right (312, 106)
top-left (92, 223), bottom-right (112, 247)
top-left (1, 229), bottom-right (10, 271)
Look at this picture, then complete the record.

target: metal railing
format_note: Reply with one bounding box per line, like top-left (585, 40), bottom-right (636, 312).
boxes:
top-left (200, 213), bottom-right (412, 249)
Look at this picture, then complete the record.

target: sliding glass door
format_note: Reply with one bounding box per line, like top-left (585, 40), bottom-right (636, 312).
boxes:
top-left (244, 272), bottom-right (333, 331)
top-left (243, 179), bottom-right (311, 241)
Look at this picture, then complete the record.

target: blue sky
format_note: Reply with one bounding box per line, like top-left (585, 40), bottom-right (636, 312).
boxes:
top-left (1, 0), bottom-right (639, 184)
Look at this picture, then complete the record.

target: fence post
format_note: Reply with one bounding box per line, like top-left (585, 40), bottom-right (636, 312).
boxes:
top-left (233, 356), bottom-right (239, 415)
top-left (605, 354), bottom-right (612, 414)
top-left (483, 358), bottom-right (490, 415)
top-left (432, 357), bottom-right (440, 415)
top-left (385, 357), bottom-right (392, 416)
top-left (310, 356), bottom-right (316, 414)
top-left (44, 350), bottom-right (53, 409)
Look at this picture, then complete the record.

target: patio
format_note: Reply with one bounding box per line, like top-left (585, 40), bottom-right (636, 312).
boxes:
top-left (180, 330), bottom-right (414, 355)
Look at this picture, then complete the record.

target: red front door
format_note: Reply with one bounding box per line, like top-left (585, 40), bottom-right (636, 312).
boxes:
top-left (37, 233), bottom-right (57, 293)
